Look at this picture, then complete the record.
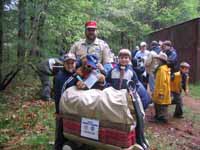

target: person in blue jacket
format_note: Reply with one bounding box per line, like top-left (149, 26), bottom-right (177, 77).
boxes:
top-left (54, 53), bottom-right (77, 150)
top-left (162, 40), bottom-right (178, 74)
top-left (136, 81), bottom-right (151, 110)
top-left (106, 48), bottom-right (150, 149)
top-left (106, 49), bottom-right (150, 110)
top-left (106, 49), bottom-right (138, 89)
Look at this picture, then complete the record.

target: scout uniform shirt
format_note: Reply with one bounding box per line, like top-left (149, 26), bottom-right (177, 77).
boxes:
top-left (70, 38), bottom-right (112, 64)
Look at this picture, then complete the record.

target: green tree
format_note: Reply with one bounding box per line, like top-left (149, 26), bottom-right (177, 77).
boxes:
top-left (18, 0), bottom-right (26, 61)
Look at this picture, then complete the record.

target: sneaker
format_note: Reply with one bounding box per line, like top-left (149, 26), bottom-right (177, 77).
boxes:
top-left (134, 143), bottom-right (144, 150)
top-left (63, 141), bottom-right (83, 150)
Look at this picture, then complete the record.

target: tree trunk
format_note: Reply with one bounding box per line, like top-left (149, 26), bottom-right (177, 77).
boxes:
top-left (197, 0), bottom-right (200, 13)
top-left (0, 0), bottom-right (3, 82)
top-left (37, 0), bottom-right (49, 49)
top-left (18, 0), bottom-right (26, 61)
top-left (121, 32), bottom-right (124, 47)
top-left (37, 15), bottom-right (45, 48)
top-left (128, 38), bottom-right (131, 50)
top-left (29, 0), bottom-right (49, 57)
top-left (29, 14), bottom-right (38, 56)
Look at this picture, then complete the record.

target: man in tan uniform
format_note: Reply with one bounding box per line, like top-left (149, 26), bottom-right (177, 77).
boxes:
top-left (70, 21), bottom-right (112, 65)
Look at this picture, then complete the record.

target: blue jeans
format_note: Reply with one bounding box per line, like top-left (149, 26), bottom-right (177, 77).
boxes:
top-left (148, 74), bottom-right (155, 93)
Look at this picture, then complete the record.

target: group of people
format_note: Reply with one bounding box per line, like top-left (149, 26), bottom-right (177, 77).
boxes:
top-left (36, 21), bottom-right (191, 150)
top-left (131, 40), bottom-right (190, 123)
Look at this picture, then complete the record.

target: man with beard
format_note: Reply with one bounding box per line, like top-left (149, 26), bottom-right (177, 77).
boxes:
top-left (70, 21), bottom-right (112, 66)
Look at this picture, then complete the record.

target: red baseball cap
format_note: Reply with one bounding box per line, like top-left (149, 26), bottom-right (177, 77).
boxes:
top-left (85, 21), bottom-right (97, 29)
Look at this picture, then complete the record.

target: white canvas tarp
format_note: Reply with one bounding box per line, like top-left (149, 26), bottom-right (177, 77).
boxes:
top-left (60, 86), bottom-right (144, 125)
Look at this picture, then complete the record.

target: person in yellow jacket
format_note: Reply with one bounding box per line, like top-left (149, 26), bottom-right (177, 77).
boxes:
top-left (152, 52), bottom-right (171, 123)
top-left (171, 62), bottom-right (190, 118)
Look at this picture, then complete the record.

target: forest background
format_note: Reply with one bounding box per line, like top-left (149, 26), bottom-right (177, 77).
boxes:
top-left (0, 0), bottom-right (200, 82)
top-left (0, 1), bottom-right (200, 149)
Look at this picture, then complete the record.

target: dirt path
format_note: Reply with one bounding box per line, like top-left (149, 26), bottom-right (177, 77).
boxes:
top-left (183, 96), bottom-right (200, 113)
top-left (1, 82), bottom-right (200, 150)
top-left (145, 96), bottom-right (200, 150)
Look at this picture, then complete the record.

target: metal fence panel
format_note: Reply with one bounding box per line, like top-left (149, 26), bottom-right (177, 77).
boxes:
top-left (148, 18), bottom-right (200, 83)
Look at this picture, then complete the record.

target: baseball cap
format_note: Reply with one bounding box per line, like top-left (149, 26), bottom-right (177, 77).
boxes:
top-left (85, 21), bottom-right (97, 29)
top-left (151, 41), bottom-right (158, 47)
top-left (180, 62), bottom-right (190, 68)
top-left (86, 54), bottom-right (98, 69)
top-left (140, 42), bottom-right (147, 47)
top-left (64, 53), bottom-right (76, 61)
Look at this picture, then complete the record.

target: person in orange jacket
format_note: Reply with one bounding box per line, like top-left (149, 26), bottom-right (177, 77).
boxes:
top-left (152, 52), bottom-right (171, 123)
top-left (171, 62), bottom-right (190, 118)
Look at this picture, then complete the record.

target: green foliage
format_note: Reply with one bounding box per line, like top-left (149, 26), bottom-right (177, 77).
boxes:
top-left (1, 0), bottom-right (200, 83)
top-left (0, 76), bottom-right (55, 147)
top-left (24, 133), bottom-right (52, 145)
top-left (1, 1), bottom-right (200, 146)
top-left (184, 106), bottom-right (200, 122)
top-left (146, 129), bottom-right (177, 150)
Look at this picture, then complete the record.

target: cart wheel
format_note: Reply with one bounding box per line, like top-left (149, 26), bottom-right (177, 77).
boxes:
top-left (144, 138), bottom-right (150, 148)
top-left (62, 145), bottom-right (72, 150)
top-left (62, 141), bottom-right (82, 150)
top-left (133, 144), bottom-right (144, 150)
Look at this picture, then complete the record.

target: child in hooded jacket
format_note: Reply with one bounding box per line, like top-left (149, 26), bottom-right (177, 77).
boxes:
top-left (171, 62), bottom-right (190, 118)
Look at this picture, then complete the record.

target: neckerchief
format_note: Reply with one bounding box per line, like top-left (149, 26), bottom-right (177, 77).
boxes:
top-left (119, 66), bottom-right (125, 89)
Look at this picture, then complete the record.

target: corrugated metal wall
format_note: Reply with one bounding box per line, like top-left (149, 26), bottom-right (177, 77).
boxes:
top-left (148, 18), bottom-right (200, 83)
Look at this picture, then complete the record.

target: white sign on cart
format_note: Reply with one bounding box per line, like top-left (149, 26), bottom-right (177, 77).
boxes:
top-left (81, 117), bottom-right (100, 140)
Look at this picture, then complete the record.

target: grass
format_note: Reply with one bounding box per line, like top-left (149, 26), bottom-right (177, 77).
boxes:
top-left (24, 133), bottom-right (53, 145)
top-left (0, 71), bottom-right (55, 149)
top-left (189, 83), bottom-right (200, 99)
top-left (145, 129), bottom-right (177, 150)
top-left (0, 99), bottom-right (55, 148)
top-left (146, 99), bottom-right (200, 150)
